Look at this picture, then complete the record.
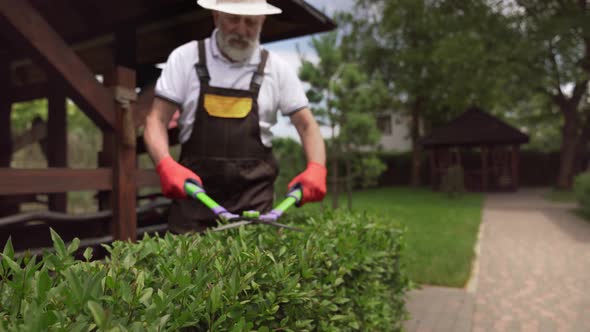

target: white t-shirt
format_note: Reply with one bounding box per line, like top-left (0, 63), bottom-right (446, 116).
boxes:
top-left (155, 29), bottom-right (309, 147)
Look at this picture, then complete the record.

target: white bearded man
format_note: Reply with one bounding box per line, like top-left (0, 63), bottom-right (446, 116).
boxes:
top-left (143, 0), bottom-right (327, 233)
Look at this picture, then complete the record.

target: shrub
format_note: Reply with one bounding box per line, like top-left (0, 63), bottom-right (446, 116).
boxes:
top-left (0, 211), bottom-right (409, 331)
top-left (574, 171), bottom-right (590, 218)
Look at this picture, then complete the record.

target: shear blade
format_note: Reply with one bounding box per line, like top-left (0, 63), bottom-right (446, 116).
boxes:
top-left (211, 220), bottom-right (252, 232)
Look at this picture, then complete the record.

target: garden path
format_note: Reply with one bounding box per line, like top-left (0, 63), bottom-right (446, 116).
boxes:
top-left (404, 188), bottom-right (590, 332)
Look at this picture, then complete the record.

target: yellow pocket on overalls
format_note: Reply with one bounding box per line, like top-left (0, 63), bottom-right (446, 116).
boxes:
top-left (204, 94), bottom-right (253, 118)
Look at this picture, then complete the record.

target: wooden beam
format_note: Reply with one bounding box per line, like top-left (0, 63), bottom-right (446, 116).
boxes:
top-left (115, 25), bottom-right (137, 70)
top-left (47, 82), bottom-right (68, 212)
top-left (0, 169), bottom-right (111, 194)
top-left (0, 0), bottom-right (116, 130)
top-left (137, 169), bottom-right (160, 188)
top-left (12, 82), bottom-right (49, 103)
top-left (0, 168), bottom-right (157, 195)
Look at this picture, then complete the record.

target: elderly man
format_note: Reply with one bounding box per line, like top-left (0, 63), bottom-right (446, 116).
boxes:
top-left (144, 0), bottom-right (327, 233)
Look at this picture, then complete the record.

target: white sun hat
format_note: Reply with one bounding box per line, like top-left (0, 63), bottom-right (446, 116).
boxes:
top-left (197, 0), bottom-right (282, 16)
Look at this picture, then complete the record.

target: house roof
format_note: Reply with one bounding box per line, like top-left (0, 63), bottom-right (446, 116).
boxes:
top-left (421, 107), bottom-right (530, 148)
top-left (5, 0), bottom-right (335, 96)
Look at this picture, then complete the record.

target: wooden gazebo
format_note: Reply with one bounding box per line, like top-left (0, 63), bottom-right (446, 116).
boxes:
top-left (0, 0), bottom-right (335, 250)
top-left (422, 107), bottom-right (530, 192)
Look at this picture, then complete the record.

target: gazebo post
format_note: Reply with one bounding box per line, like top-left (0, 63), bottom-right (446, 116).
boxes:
top-left (106, 27), bottom-right (138, 242)
top-left (47, 81), bottom-right (68, 212)
top-left (0, 53), bottom-right (12, 169)
top-left (429, 149), bottom-right (437, 189)
top-left (0, 53), bottom-right (17, 217)
top-left (481, 146), bottom-right (489, 191)
top-left (511, 144), bottom-right (520, 190)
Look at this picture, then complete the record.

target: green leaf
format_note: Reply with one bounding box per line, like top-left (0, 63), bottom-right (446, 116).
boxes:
top-left (2, 238), bottom-right (14, 260)
top-left (1, 254), bottom-right (21, 274)
top-left (158, 314), bottom-right (171, 330)
top-left (50, 228), bottom-right (67, 258)
top-left (279, 246), bottom-right (287, 257)
top-left (87, 301), bottom-right (107, 330)
top-left (210, 282), bottom-right (223, 312)
top-left (139, 287), bottom-right (153, 305)
top-left (62, 269), bottom-right (83, 303)
top-left (67, 238), bottom-right (80, 255)
top-left (83, 247), bottom-right (93, 261)
top-left (136, 271), bottom-right (145, 295)
top-left (36, 269), bottom-right (52, 301)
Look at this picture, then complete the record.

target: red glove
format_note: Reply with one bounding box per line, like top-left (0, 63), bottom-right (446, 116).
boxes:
top-left (156, 156), bottom-right (202, 199)
top-left (288, 162), bottom-right (327, 205)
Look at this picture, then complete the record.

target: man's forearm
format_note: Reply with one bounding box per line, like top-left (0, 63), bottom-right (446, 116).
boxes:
top-left (292, 109), bottom-right (326, 166)
top-left (144, 114), bottom-right (171, 165)
top-left (300, 121), bottom-right (326, 166)
top-left (144, 98), bottom-right (178, 165)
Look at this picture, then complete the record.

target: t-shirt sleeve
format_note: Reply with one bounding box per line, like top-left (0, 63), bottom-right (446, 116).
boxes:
top-left (154, 46), bottom-right (191, 109)
top-left (276, 56), bottom-right (309, 116)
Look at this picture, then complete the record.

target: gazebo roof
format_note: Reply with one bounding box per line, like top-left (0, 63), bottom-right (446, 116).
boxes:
top-left (422, 107), bottom-right (530, 148)
top-left (4, 0), bottom-right (335, 99)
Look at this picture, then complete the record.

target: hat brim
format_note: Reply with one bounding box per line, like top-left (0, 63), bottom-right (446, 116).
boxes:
top-left (197, 0), bottom-right (282, 15)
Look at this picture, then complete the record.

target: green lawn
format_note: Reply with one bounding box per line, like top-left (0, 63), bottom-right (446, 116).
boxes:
top-left (294, 187), bottom-right (484, 288)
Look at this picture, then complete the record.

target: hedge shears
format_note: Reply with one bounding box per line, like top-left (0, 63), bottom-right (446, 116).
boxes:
top-left (184, 180), bottom-right (303, 232)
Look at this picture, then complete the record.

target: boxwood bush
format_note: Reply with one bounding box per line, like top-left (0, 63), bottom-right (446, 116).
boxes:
top-left (0, 211), bottom-right (409, 331)
top-left (574, 171), bottom-right (590, 218)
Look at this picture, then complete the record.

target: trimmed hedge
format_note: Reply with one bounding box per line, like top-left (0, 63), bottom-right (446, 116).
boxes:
top-left (0, 211), bottom-right (409, 331)
top-left (574, 171), bottom-right (590, 218)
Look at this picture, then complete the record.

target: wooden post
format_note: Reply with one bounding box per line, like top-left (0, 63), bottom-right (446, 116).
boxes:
top-left (481, 146), bottom-right (489, 191)
top-left (0, 54), bottom-right (12, 168)
top-left (98, 133), bottom-right (114, 211)
top-left (104, 66), bottom-right (137, 241)
top-left (428, 149), bottom-right (437, 189)
top-left (107, 26), bottom-right (137, 241)
top-left (511, 145), bottom-right (520, 191)
top-left (0, 52), bottom-right (17, 217)
top-left (47, 81), bottom-right (68, 212)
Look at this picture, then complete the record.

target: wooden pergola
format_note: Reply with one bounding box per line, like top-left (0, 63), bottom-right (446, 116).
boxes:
top-left (0, 0), bottom-right (335, 247)
top-left (422, 107), bottom-right (530, 192)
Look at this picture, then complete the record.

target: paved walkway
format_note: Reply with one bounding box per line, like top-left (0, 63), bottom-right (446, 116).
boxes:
top-left (403, 189), bottom-right (590, 332)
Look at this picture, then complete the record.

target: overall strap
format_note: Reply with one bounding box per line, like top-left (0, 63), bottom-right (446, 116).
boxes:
top-left (250, 49), bottom-right (269, 97)
top-left (195, 40), bottom-right (210, 86)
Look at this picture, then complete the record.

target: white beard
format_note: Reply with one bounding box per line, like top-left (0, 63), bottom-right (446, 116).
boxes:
top-left (216, 29), bottom-right (260, 63)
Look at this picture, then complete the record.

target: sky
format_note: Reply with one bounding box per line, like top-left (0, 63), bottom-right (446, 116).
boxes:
top-left (265, 0), bottom-right (355, 141)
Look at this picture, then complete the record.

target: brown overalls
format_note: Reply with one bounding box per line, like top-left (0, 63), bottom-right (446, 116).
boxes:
top-left (168, 40), bottom-right (278, 233)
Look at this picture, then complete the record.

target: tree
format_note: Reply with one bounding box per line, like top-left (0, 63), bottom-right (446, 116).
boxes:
top-left (299, 31), bottom-right (388, 209)
top-left (487, 0), bottom-right (590, 189)
top-left (343, 0), bottom-right (512, 186)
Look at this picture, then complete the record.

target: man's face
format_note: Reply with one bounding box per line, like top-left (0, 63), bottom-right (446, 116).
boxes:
top-left (213, 11), bottom-right (265, 62)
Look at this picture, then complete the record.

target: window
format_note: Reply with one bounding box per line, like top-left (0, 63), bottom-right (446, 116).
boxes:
top-left (377, 114), bottom-right (392, 135)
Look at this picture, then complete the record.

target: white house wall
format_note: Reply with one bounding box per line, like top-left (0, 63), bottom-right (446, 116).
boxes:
top-left (378, 113), bottom-right (413, 152)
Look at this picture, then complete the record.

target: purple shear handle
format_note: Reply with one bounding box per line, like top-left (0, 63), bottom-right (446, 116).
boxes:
top-left (259, 210), bottom-right (283, 222)
top-left (211, 206), bottom-right (240, 221)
